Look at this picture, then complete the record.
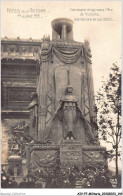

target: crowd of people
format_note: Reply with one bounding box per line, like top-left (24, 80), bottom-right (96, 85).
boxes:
top-left (1, 164), bottom-right (116, 188)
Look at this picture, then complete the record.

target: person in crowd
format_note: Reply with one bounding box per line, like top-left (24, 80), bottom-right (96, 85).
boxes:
top-left (1, 166), bottom-right (7, 177)
top-left (1, 176), bottom-right (8, 188)
top-left (68, 169), bottom-right (76, 188)
top-left (34, 179), bottom-right (42, 188)
top-left (88, 175), bottom-right (96, 188)
top-left (19, 177), bottom-right (28, 188)
top-left (63, 178), bottom-right (70, 188)
top-left (10, 177), bottom-right (18, 188)
top-left (105, 176), bottom-right (113, 188)
top-left (81, 178), bottom-right (88, 188)
top-left (26, 177), bottom-right (35, 188)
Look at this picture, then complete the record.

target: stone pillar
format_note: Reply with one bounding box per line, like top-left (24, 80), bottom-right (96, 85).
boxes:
top-left (52, 29), bottom-right (59, 40)
top-left (87, 61), bottom-right (96, 118)
top-left (68, 31), bottom-right (73, 41)
top-left (28, 93), bottom-right (38, 141)
top-left (61, 24), bottom-right (67, 40)
top-left (37, 61), bottom-right (49, 141)
top-left (84, 40), bottom-right (96, 120)
top-left (83, 70), bottom-right (91, 123)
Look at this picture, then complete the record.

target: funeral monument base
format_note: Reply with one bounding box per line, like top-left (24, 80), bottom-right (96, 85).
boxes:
top-left (26, 142), bottom-right (108, 172)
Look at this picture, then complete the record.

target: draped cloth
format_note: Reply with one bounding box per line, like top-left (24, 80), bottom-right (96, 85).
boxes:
top-left (37, 41), bottom-right (94, 141)
top-left (40, 43), bottom-right (92, 65)
top-left (52, 45), bottom-right (83, 64)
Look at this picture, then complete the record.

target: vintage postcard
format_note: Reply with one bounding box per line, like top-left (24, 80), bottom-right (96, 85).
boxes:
top-left (1, 0), bottom-right (122, 195)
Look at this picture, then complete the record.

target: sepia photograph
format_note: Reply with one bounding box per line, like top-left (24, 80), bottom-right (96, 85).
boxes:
top-left (1, 0), bottom-right (122, 195)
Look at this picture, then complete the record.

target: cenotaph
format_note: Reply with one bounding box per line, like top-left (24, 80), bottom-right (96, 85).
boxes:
top-left (27, 18), bottom-right (107, 172)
